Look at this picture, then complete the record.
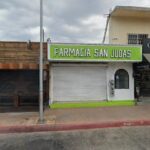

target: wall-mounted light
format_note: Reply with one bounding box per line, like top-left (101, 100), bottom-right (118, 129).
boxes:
top-left (27, 40), bottom-right (32, 49)
top-left (112, 38), bottom-right (118, 40)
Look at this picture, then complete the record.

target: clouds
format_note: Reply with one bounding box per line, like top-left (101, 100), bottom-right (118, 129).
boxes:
top-left (44, 0), bottom-right (110, 43)
top-left (0, 0), bottom-right (150, 43)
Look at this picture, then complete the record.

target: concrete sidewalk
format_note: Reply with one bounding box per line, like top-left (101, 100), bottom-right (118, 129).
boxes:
top-left (0, 105), bottom-right (150, 133)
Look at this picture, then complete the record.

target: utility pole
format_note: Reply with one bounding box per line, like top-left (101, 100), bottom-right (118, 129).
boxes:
top-left (102, 14), bottom-right (110, 44)
top-left (39, 0), bottom-right (44, 123)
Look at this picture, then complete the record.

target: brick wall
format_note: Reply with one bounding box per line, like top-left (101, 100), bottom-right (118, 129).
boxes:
top-left (0, 41), bottom-right (48, 69)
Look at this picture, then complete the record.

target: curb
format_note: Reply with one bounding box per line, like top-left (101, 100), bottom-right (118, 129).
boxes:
top-left (0, 120), bottom-right (150, 134)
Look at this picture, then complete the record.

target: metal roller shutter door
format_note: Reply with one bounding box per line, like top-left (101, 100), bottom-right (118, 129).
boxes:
top-left (52, 65), bottom-right (107, 102)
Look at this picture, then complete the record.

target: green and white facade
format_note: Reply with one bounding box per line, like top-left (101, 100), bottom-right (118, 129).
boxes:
top-left (47, 42), bottom-right (142, 108)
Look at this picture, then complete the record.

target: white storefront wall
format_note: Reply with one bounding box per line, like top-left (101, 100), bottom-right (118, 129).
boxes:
top-left (49, 62), bottom-right (134, 104)
top-left (107, 62), bottom-right (134, 101)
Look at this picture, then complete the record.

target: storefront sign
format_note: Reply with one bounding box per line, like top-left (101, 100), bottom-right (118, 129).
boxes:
top-left (48, 43), bottom-right (142, 62)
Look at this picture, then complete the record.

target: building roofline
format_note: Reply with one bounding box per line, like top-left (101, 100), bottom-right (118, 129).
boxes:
top-left (110, 6), bottom-right (150, 18)
top-left (113, 6), bottom-right (150, 12)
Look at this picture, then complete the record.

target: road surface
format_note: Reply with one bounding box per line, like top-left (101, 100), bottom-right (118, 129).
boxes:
top-left (0, 126), bottom-right (150, 150)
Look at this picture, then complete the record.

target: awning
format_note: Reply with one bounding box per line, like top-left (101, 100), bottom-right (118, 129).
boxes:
top-left (143, 54), bottom-right (150, 62)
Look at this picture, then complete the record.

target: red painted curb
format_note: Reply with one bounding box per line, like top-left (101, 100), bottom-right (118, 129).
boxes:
top-left (0, 120), bottom-right (150, 134)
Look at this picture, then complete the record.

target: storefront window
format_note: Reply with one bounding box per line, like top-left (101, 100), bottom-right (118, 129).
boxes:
top-left (115, 69), bottom-right (129, 89)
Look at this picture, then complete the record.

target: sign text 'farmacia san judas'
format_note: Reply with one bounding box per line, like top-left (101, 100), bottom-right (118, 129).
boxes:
top-left (48, 44), bottom-right (142, 62)
top-left (54, 47), bottom-right (131, 58)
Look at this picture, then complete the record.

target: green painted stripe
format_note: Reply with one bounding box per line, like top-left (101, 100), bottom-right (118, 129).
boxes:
top-left (50, 100), bottom-right (135, 109)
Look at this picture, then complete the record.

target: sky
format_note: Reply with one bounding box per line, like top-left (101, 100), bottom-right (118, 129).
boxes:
top-left (0, 0), bottom-right (150, 43)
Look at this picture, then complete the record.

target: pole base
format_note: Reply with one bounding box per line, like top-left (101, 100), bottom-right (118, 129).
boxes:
top-left (37, 118), bottom-right (45, 124)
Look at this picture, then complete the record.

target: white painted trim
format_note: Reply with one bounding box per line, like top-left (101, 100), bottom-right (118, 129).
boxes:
top-left (49, 64), bottom-right (53, 104)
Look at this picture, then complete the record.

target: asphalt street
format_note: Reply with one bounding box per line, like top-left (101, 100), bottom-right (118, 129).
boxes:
top-left (0, 126), bottom-right (150, 150)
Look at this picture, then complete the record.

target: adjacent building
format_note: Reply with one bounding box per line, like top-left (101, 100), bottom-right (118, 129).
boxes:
top-left (109, 6), bottom-right (150, 101)
top-left (0, 41), bottom-right (49, 108)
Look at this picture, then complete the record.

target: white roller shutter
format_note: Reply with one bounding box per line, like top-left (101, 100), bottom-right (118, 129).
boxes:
top-left (52, 64), bottom-right (107, 102)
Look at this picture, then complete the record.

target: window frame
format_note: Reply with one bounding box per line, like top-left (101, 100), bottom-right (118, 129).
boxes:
top-left (114, 69), bottom-right (129, 89)
top-left (128, 33), bottom-right (148, 45)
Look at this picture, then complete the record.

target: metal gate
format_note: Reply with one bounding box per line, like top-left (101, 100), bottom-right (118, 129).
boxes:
top-left (0, 70), bottom-right (39, 107)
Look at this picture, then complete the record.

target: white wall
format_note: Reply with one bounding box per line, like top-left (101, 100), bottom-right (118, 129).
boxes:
top-left (49, 62), bottom-right (135, 103)
top-left (107, 62), bottom-right (134, 101)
